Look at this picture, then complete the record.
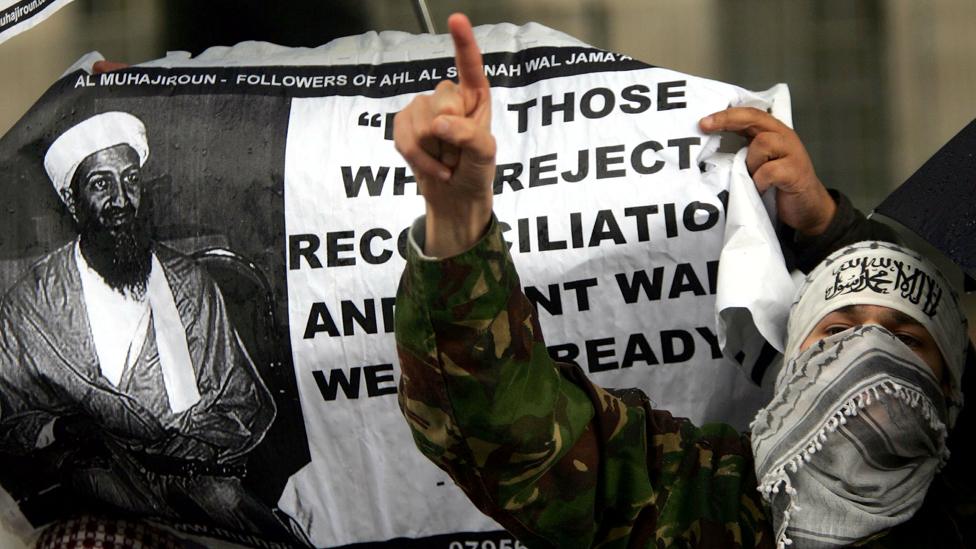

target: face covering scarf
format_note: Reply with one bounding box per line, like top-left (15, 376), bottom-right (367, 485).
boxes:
top-left (751, 325), bottom-right (949, 548)
top-left (785, 241), bottom-right (967, 426)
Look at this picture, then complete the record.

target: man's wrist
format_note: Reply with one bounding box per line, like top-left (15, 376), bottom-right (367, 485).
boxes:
top-left (424, 202), bottom-right (493, 258)
top-left (796, 185), bottom-right (838, 237)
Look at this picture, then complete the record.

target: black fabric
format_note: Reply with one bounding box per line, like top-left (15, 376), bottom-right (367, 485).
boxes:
top-left (779, 189), bottom-right (900, 274)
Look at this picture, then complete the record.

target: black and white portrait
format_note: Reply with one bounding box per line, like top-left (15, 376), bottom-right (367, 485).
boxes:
top-left (0, 100), bottom-right (311, 546)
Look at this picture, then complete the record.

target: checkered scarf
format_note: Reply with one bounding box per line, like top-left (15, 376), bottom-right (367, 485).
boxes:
top-left (751, 325), bottom-right (949, 548)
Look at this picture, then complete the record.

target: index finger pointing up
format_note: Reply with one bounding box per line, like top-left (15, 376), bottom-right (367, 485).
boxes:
top-left (448, 13), bottom-right (489, 94)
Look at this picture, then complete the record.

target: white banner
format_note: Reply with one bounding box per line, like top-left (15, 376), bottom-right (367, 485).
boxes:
top-left (0, 0), bottom-right (74, 45)
top-left (0, 23), bottom-right (793, 548)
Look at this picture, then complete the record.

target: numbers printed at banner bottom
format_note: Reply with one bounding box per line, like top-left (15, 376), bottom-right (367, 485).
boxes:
top-left (449, 540), bottom-right (527, 549)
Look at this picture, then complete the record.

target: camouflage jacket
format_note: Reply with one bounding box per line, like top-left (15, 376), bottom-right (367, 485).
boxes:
top-left (396, 218), bottom-right (772, 549)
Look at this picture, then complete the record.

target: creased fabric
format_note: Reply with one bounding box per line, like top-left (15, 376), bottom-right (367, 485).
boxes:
top-left (147, 254), bottom-right (201, 414)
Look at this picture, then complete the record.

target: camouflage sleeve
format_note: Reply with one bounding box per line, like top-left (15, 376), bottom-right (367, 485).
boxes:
top-left (396, 216), bottom-right (772, 549)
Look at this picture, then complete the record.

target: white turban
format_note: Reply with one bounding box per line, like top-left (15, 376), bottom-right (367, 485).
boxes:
top-left (786, 241), bottom-right (968, 423)
top-left (44, 111), bottom-right (149, 201)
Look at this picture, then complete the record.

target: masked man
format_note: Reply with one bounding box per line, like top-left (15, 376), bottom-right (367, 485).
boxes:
top-left (0, 111), bottom-right (282, 536)
top-left (393, 15), bottom-right (972, 548)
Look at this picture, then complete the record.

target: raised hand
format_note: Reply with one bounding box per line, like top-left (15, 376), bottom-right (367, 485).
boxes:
top-left (700, 107), bottom-right (836, 236)
top-left (393, 13), bottom-right (497, 257)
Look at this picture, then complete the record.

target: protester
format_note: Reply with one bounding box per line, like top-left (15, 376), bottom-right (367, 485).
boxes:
top-left (393, 14), bottom-right (971, 548)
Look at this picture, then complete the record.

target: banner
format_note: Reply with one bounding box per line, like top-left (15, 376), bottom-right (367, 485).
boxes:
top-left (0, 0), bottom-right (74, 45)
top-left (0, 24), bottom-right (792, 547)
